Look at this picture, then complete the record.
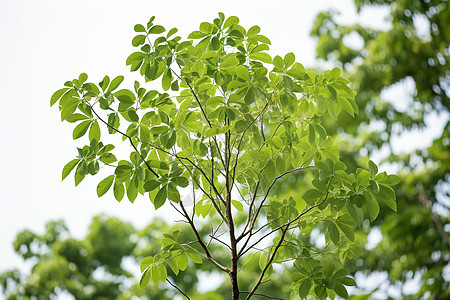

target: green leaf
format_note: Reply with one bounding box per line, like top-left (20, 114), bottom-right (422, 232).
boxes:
top-left (188, 31), bottom-right (208, 39)
top-left (114, 89), bottom-right (135, 105)
top-left (154, 186), bottom-right (167, 209)
top-left (385, 174), bottom-right (400, 185)
top-left (162, 69), bottom-right (172, 91)
top-left (334, 282), bottom-right (348, 299)
top-left (115, 165), bottom-right (133, 179)
top-left (89, 120), bottom-right (101, 142)
top-left (223, 16), bottom-right (239, 29)
top-left (284, 52), bottom-right (295, 68)
top-left (328, 67), bottom-right (341, 80)
top-left (108, 75), bottom-right (124, 92)
top-left (66, 113), bottom-right (88, 123)
top-left (328, 222), bottom-right (340, 244)
top-left (337, 276), bottom-right (356, 286)
top-left (50, 88), bottom-right (69, 106)
top-left (167, 182), bottom-right (180, 203)
top-left (148, 25), bottom-right (165, 34)
top-left (176, 253), bottom-right (188, 271)
top-left (140, 256), bottom-right (154, 272)
top-left (249, 52), bottom-right (272, 64)
top-left (368, 160), bottom-right (378, 177)
top-left (134, 24), bottom-right (146, 32)
top-left (253, 34), bottom-right (271, 44)
top-left (376, 184), bottom-right (397, 211)
top-left (127, 177), bottom-right (139, 202)
top-left (186, 248), bottom-right (202, 264)
top-left (167, 258), bottom-right (179, 275)
top-left (139, 268), bottom-right (151, 289)
top-left (338, 96), bottom-right (354, 116)
top-left (337, 220), bottom-right (354, 241)
top-left (302, 189), bottom-right (324, 205)
top-left (157, 265), bottom-right (167, 283)
top-left (298, 278), bottom-right (312, 299)
top-left (113, 182), bottom-right (125, 202)
top-left (62, 159), bottom-right (80, 180)
top-left (232, 200), bottom-right (243, 212)
top-left (97, 175), bottom-right (115, 197)
top-left (73, 120), bottom-right (92, 140)
top-left (199, 22), bottom-right (213, 33)
top-left (172, 176), bottom-right (189, 188)
top-left (363, 190), bottom-right (380, 221)
top-left (236, 65), bottom-right (250, 81)
top-left (273, 55), bottom-right (284, 69)
top-left (144, 180), bottom-right (160, 191)
top-left (150, 125), bottom-right (169, 135)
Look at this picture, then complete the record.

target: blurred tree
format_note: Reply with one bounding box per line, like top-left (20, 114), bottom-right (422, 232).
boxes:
top-left (310, 0), bottom-right (449, 298)
top-left (0, 215), bottom-right (293, 300)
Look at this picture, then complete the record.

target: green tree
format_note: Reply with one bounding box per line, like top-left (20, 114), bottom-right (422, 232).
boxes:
top-left (49, 13), bottom-right (398, 299)
top-left (310, 0), bottom-right (449, 298)
top-left (0, 216), bottom-right (293, 299)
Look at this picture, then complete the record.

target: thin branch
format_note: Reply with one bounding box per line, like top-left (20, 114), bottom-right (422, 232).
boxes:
top-left (239, 164), bottom-right (314, 251)
top-left (240, 183), bottom-right (331, 258)
top-left (81, 95), bottom-right (159, 177)
top-left (167, 278), bottom-right (191, 300)
top-left (178, 200), bottom-right (229, 273)
top-left (240, 291), bottom-right (287, 300)
top-left (209, 234), bottom-right (232, 250)
top-left (244, 224), bottom-right (291, 300)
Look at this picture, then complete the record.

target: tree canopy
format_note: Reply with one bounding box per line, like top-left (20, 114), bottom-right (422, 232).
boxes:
top-left (45, 12), bottom-right (398, 299)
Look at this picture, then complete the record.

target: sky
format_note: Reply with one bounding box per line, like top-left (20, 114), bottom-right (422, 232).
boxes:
top-left (0, 0), bottom-right (446, 296)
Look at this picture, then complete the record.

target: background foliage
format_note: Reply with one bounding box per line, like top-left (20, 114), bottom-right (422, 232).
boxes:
top-left (310, 0), bottom-right (449, 298)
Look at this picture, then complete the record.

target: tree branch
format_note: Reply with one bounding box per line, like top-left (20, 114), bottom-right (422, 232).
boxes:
top-left (240, 291), bottom-right (287, 300)
top-left (81, 95), bottom-right (159, 177)
top-left (178, 200), bottom-right (229, 273)
top-left (167, 278), bottom-right (191, 300)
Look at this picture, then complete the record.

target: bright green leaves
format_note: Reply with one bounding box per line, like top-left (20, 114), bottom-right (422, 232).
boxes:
top-left (374, 183), bottom-right (397, 211)
top-left (140, 256), bottom-right (167, 287)
top-left (72, 120), bottom-right (92, 140)
top-left (62, 159), bottom-right (80, 180)
top-left (292, 258), bottom-right (356, 299)
top-left (97, 175), bottom-right (114, 197)
top-left (108, 75), bottom-right (124, 93)
top-left (154, 187), bottom-right (167, 209)
top-left (139, 231), bottom-right (204, 289)
top-left (61, 140), bottom-right (116, 187)
top-left (148, 25), bottom-right (166, 34)
top-left (302, 189), bottom-right (325, 205)
top-left (50, 88), bottom-right (69, 107)
top-left (360, 161), bottom-right (399, 219)
top-left (298, 278), bottom-right (312, 299)
top-left (236, 65), bottom-right (250, 81)
top-left (223, 16), bottom-right (239, 29)
top-left (363, 190), bottom-right (380, 221)
top-left (114, 89), bottom-right (135, 106)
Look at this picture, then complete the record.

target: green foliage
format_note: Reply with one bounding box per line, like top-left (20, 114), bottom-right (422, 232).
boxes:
top-left (50, 12), bottom-right (398, 299)
top-left (311, 0), bottom-right (449, 298)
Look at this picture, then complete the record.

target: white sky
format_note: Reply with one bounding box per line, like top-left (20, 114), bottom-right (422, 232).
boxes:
top-left (0, 0), bottom-right (443, 288)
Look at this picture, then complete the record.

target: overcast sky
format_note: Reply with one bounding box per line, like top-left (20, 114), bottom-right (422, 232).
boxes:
top-left (0, 0), bottom-right (444, 285)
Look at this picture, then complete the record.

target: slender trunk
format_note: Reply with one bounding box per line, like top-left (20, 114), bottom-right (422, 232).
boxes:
top-left (225, 128), bottom-right (239, 299)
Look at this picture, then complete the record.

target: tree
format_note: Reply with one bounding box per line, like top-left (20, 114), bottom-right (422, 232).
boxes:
top-left (50, 13), bottom-right (398, 299)
top-left (0, 215), bottom-right (295, 299)
top-left (310, 0), bottom-right (449, 298)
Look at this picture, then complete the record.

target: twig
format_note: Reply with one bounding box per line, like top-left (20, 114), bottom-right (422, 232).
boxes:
top-left (167, 278), bottom-right (191, 300)
top-left (240, 291), bottom-right (287, 300)
top-left (81, 95), bottom-right (159, 177)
